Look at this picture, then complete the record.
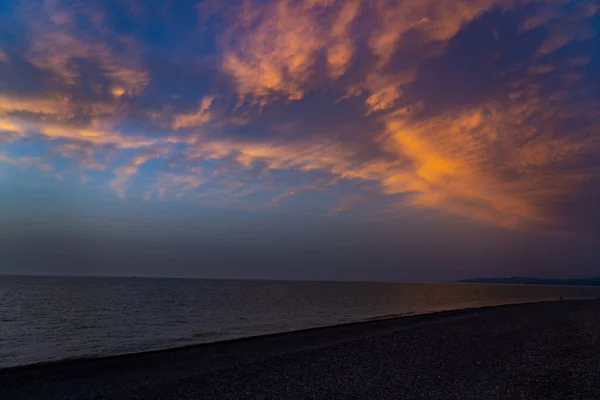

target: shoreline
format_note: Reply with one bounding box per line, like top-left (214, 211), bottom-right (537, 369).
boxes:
top-left (0, 298), bottom-right (585, 373)
top-left (2, 299), bottom-right (600, 399)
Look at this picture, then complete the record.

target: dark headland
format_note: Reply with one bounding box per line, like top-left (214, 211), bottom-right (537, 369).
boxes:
top-left (458, 276), bottom-right (600, 286)
top-left (2, 300), bottom-right (600, 400)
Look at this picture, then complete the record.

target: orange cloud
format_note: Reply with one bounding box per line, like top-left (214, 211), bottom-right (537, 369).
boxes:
top-left (361, 70), bottom-right (416, 113)
top-left (375, 88), bottom-right (600, 229)
top-left (221, 0), bottom-right (328, 102)
top-left (379, 108), bottom-right (540, 228)
top-left (0, 94), bottom-right (76, 120)
top-left (220, 0), bottom-right (365, 103)
top-left (32, 121), bottom-right (159, 148)
top-left (172, 97), bottom-right (214, 129)
top-left (0, 92), bottom-right (182, 150)
top-left (0, 119), bottom-right (21, 138)
top-left (0, 91), bottom-right (127, 150)
top-left (327, 0), bottom-right (361, 79)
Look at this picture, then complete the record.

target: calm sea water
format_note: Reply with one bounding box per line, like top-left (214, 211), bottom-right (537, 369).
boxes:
top-left (1, 276), bottom-right (600, 369)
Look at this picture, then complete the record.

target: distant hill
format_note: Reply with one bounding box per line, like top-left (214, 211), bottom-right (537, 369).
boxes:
top-left (458, 277), bottom-right (600, 286)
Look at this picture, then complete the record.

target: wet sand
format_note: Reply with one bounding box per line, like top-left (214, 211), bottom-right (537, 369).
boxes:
top-left (1, 299), bottom-right (600, 399)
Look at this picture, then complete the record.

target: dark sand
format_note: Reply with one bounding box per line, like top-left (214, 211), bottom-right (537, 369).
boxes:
top-left (2, 300), bottom-right (600, 399)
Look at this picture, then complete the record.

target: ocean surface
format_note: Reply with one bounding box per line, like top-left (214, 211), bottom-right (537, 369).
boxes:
top-left (2, 276), bottom-right (600, 369)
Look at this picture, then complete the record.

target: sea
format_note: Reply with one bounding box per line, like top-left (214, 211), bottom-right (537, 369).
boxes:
top-left (1, 275), bottom-right (600, 369)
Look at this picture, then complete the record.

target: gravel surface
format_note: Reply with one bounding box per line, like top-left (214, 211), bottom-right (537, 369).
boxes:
top-left (2, 299), bottom-right (600, 399)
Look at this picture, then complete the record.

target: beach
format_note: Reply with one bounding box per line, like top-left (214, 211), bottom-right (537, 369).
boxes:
top-left (1, 299), bottom-right (599, 399)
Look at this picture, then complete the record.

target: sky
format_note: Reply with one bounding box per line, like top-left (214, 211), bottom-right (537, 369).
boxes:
top-left (1, 0), bottom-right (599, 281)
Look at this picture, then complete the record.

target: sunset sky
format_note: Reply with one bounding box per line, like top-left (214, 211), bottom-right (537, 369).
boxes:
top-left (1, 0), bottom-right (599, 280)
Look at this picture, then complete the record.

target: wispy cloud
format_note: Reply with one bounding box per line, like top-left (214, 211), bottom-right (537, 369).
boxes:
top-left (0, 154), bottom-right (53, 172)
top-left (109, 147), bottom-right (170, 198)
top-left (28, 32), bottom-right (148, 95)
top-left (26, 0), bottom-right (149, 96)
top-left (53, 141), bottom-right (115, 170)
top-left (145, 168), bottom-right (207, 200)
top-left (172, 97), bottom-right (214, 129)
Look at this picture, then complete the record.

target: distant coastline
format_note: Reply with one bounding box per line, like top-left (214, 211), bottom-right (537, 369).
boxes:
top-left (458, 277), bottom-right (600, 286)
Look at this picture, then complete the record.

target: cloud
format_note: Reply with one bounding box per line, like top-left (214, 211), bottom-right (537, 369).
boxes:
top-left (0, 90), bottom-right (181, 150)
top-left (369, 0), bottom-right (505, 64)
top-left (0, 120), bottom-right (21, 140)
top-left (220, 0), bottom-right (332, 103)
top-left (360, 71), bottom-right (416, 114)
top-left (0, 94), bottom-right (76, 121)
top-left (520, 6), bottom-right (558, 32)
top-left (184, 135), bottom-right (373, 181)
top-left (326, 0), bottom-right (361, 79)
top-left (109, 147), bottom-right (170, 198)
top-left (3, 0), bottom-right (150, 104)
top-left (533, 5), bottom-right (597, 58)
top-left (376, 86), bottom-right (600, 230)
top-left (145, 168), bottom-right (207, 200)
top-left (9, 117), bottom-right (164, 148)
top-left (535, 32), bottom-right (574, 57)
top-left (216, 0), bottom-right (598, 115)
top-left (379, 105), bottom-right (540, 228)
